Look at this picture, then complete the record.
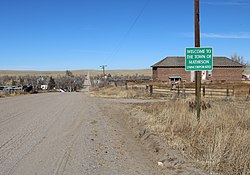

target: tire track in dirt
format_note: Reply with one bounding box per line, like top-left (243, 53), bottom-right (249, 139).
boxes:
top-left (0, 102), bottom-right (67, 163)
top-left (0, 132), bottom-right (32, 164)
top-left (0, 93), bottom-right (72, 175)
top-left (7, 102), bottom-right (71, 175)
top-left (53, 136), bottom-right (78, 175)
top-left (52, 108), bottom-right (85, 175)
top-left (0, 111), bottom-right (28, 126)
top-left (7, 93), bottom-right (86, 175)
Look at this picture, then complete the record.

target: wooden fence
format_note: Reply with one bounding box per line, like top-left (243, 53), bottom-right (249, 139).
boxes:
top-left (104, 80), bottom-right (250, 98)
top-left (148, 85), bottom-right (235, 97)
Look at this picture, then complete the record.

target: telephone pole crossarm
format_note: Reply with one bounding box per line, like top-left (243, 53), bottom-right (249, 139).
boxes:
top-left (100, 65), bottom-right (107, 76)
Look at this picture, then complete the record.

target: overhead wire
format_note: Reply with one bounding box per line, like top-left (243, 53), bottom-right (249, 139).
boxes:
top-left (108, 0), bottom-right (151, 60)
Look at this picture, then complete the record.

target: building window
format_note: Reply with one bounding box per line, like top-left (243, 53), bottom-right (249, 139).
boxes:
top-left (168, 76), bottom-right (181, 82)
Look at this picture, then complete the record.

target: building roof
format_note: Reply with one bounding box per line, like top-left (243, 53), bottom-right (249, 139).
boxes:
top-left (152, 56), bottom-right (244, 68)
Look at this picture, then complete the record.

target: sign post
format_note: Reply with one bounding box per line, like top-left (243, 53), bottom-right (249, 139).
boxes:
top-left (185, 47), bottom-right (212, 122)
top-left (185, 0), bottom-right (213, 122)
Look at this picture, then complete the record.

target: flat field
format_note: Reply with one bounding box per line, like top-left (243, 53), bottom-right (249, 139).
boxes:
top-left (0, 69), bottom-right (152, 77)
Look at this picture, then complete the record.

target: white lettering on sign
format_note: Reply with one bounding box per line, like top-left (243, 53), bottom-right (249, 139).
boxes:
top-left (195, 55), bottom-right (206, 59)
top-left (185, 47), bottom-right (213, 71)
top-left (189, 60), bottom-right (210, 64)
top-left (206, 49), bottom-right (212, 53)
top-left (187, 49), bottom-right (205, 54)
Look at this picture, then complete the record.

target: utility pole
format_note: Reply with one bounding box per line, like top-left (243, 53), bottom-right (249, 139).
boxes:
top-left (100, 65), bottom-right (107, 76)
top-left (195, 0), bottom-right (201, 122)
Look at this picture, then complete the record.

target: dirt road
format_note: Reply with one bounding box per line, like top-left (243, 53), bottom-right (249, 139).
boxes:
top-left (0, 93), bottom-right (169, 175)
top-left (0, 93), bottom-right (207, 175)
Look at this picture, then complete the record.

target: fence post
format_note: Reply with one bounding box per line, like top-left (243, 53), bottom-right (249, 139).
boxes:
top-left (226, 87), bottom-right (229, 96)
top-left (149, 85), bottom-right (153, 96)
top-left (182, 80), bottom-right (186, 98)
top-left (177, 84), bottom-right (180, 96)
top-left (125, 81), bottom-right (128, 90)
top-left (233, 86), bottom-right (235, 96)
top-left (203, 86), bottom-right (205, 97)
top-left (145, 85), bottom-right (148, 93)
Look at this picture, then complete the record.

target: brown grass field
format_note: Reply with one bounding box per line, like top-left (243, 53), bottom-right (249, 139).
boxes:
top-left (0, 66), bottom-right (248, 77)
top-left (0, 69), bottom-right (152, 77)
top-left (89, 86), bottom-right (250, 174)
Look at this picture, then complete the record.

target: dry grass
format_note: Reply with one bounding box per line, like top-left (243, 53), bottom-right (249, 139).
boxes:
top-left (88, 86), bottom-right (149, 99)
top-left (0, 91), bottom-right (29, 98)
top-left (89, 86), bottom-right (250, 174)
top-left (129, 98), bottom-right (250, 174)
top-left (0, 92), bottom-right (8, 98)
top-left (0, 69), bottom-right (151, 77)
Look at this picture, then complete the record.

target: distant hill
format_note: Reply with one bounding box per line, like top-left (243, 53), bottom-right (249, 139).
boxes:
top-left (0, 69), bottom-right (152, 77)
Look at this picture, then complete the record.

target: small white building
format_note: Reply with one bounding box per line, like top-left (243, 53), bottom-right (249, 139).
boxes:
top-left (41, 85), bottom-right (48, 90)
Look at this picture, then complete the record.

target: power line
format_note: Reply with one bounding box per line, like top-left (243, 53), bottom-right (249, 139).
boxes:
top-left (100, 65), bottom-right (107, 76)
top-left (108, 0), bottom-right (151, 59)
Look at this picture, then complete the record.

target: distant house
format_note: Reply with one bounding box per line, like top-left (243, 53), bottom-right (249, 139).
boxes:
top-left (0, 86), bottom-right (23, 93)
top-left (41, 85), bottom-right (48, 90)
top-left (152, 56), bottom-right (244, 82)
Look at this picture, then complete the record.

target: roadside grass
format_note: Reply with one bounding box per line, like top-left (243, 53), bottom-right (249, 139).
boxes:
top-left (129, 98), bottom-right (250, 175)
top-left (0, 90), bottom-right (53, 98)
top-left (0, 92), bottom-right (9, 98)
top-left (0, 91), bottom-right (29, 98)
top-left (89, 86), bottom-right (250, 174)
top-left (88, 86), bottom-right (150, 99)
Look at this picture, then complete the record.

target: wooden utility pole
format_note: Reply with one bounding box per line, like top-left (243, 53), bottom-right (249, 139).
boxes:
top-left (100, 65), bottom-right (107, 76)
top-left (195, 0), bottom-right (201, 122)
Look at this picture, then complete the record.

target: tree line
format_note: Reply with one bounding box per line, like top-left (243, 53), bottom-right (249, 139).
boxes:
top-left (0, 70), bottom-right (86, 92)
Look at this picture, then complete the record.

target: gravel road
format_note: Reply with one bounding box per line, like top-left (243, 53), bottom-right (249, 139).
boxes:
top-left (0, 93), bottom-right (169, 175)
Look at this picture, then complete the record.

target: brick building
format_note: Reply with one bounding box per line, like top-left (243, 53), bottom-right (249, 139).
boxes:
top-left (152, 56), bottom-right (244, 82)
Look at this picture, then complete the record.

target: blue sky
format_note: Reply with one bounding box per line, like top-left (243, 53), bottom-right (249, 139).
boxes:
top-left (0, 0), bottom-right (249, 70)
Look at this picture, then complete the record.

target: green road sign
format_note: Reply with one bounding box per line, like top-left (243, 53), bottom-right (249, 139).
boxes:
top-left (185, 47), bottom-right (213, 71)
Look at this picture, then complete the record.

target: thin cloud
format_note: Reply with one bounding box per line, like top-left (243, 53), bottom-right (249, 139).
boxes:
top-left (202, 1), bottom-right (250, 6)
top-left (201, 33), bottom-right (250, 39)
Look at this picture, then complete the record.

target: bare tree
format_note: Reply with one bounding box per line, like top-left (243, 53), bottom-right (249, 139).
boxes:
top-left (48, 76), bottom-right (56, 90)
top-left (65, 70), bottom-right (74, 77)
top-left (231, 53), bottom-right (248, 65)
